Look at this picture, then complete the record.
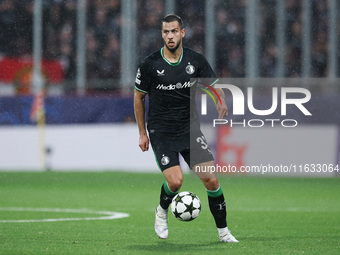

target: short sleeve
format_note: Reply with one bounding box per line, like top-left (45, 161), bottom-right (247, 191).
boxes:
top-left (197, 54), bottom-right (216, 79)
top-left (135, 62), bottom-right (150, 94)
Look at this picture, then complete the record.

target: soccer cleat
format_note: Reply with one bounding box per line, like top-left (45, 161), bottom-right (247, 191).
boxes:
top-left (219, 228), bottom-right (239, 243)
top-left (154, 206), bottom-right (168, 239)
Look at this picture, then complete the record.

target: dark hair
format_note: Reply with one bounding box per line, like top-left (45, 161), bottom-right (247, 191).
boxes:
top-left (161, 14), bottom-right (183, 29)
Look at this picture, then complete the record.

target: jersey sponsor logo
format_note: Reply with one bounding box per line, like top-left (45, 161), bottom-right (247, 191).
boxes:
top-left (185, 62), bottom-right (195, 74)
top-left (156, 80), bottom-right (196, 90)
top-left (157, 69), bottom-right (165, 76)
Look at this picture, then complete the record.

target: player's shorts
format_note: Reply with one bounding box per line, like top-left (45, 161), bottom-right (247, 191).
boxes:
top-left (149, 129), bottom-right (214, 172)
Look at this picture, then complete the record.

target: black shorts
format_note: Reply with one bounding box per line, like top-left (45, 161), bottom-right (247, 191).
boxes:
top-left (149, 130), bottom-right (214, 172)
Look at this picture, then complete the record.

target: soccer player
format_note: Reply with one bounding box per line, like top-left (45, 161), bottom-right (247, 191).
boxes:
top-left (134, 14), bottom-right (238, 243)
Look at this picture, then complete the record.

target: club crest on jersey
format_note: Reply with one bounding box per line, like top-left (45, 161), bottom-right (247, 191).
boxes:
top-left (157, 69), bottom-right (165, 76)
top-left (185, 63), bottom-right (195, 74)
top-left (161, 155), bottom-right (170, 165)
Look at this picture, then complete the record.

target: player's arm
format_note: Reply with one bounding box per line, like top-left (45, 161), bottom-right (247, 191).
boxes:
top-left (214, 87), bottom-right (228, 119)
top-left (199, 52), bottom-right (228, 119)
top-left (134, 89), bottom-right (149, 152)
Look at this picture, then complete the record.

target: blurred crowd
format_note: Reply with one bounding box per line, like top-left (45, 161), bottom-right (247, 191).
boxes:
top-left (0, 0), bottom-right (338, 85)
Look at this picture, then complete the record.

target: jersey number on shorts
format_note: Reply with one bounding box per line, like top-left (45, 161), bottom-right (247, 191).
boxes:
top-left (196, 136), bottom-right (212, 153)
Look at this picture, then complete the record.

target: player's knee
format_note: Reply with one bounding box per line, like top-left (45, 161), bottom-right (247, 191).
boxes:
top-left (168, 177), bottom-right (183, 192)
top-left (204, 178), bottom-right (220, 191)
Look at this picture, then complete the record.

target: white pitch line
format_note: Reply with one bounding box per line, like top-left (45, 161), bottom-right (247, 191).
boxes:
top-left (0, 207), bottom-right (129, 223)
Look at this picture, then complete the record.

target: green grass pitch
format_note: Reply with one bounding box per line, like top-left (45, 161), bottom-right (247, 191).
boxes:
top-left (0, 171), bottom-right (339, 255)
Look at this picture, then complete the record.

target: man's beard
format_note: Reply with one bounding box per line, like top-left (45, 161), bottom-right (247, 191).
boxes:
top-left (165, 39), bottom-right (181, 53)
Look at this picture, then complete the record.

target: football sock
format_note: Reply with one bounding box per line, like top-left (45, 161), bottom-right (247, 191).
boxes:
top-left (218, 227), bottom-right (230, 235)
top-left (159, 182), bottom-right (178, 210)
top-left (207, 186), bottom-right (227, 228)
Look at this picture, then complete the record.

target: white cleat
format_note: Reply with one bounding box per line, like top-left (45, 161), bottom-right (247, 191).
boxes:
top-left (154, 207), bottom-right (168, 239)
top-left (219, 228), bottom-right (239, 243)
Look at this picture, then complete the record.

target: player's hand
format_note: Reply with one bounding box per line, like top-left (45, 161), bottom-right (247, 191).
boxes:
top-left (139, 133), bottom-right (149, 152)
top-left (216, 98), bottom-right (228, 119)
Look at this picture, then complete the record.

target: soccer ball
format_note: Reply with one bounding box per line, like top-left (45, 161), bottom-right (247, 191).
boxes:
top-left (171, 191), bottom-right (201, 221)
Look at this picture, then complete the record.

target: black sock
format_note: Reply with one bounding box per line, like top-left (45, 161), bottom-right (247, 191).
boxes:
top-left (159, 182), bottom-right (177, 210)
top-left (207, 189), bottom-right (227, 228)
